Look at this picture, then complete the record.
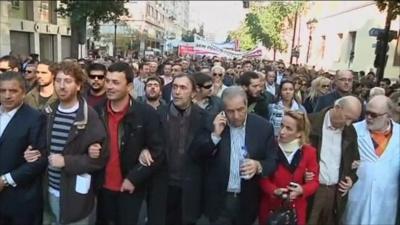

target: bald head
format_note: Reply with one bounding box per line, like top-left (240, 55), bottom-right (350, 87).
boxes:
top-left (335, 96), bottom-right (362, 116)
top-left (367, 95), bottom-right (391, 114)
top-left (335, 70), bottom-right (353, 94)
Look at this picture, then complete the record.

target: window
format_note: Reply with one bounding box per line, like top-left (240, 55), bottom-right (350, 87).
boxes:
top-left (39, 1), bottom-right (50, 22)
top-left (11, 0), bottom-right (20, 9)
top-left (348, 31), bottom-right (357, 64)
top-left (335, 33), bottom-right (343, 62)
top-left (320, 35), bottom-right (326, 59)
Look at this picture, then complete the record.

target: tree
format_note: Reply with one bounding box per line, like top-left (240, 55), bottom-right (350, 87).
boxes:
top-left (244, 1), bottom-right (305, 60)
top-left (57, 0), bottom-right (127, 58)
top-left (228, 23), bottom-right (256, 51)
top-left (375, 0), bottom-right (400, 84)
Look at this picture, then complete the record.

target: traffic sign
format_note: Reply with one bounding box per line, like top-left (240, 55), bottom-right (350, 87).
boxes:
top-left (369, 28), bottom-right (398, 40)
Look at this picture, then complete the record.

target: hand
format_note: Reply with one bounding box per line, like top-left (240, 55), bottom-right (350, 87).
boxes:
top-left (273, 188), bottom-right (288, 196)
top-left (351, 160), bottom-right (360, 170)
top-left (48, 154), bottom-right (65, 168)
top-left (0, 178), bottom-right (5, 192)
top-left (288, 182), bottom-right (303, 200)
top-left (24, 145), bottom-right (41, 163)
top-left (338, 176), bottom-right (353, 197)
top-left (304, 170), bottom-right (315, 182)
top-left (240, 159), bottom-right (260, 179)
top-left (120, 179), bottom-right (135, 194)
top-left (213, 112), bottom-right (227, 137)
top-left (139, 149), bottom-right (154, 166)
top-left (88, 143), bottom-right (101, 159)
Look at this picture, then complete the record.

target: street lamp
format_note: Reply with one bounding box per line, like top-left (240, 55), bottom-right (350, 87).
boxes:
top-left (306, 18), bottom-right (318, 64)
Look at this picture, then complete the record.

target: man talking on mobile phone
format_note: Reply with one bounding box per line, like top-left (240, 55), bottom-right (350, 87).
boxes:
top-left (192, 86), bottom-right (278, 225)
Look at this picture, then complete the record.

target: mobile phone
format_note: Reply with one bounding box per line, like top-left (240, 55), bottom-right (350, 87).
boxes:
top-left (221, 111), bottom-right (226, 117)
top-left (289, 182), bottom-right (298, 188)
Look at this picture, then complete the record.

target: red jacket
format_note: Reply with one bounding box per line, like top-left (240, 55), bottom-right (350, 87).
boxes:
top-left (259, 144), bottom-right (319, 225)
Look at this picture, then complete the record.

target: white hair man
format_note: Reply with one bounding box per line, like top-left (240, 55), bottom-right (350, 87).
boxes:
top-left (343, 95), bottom-right (399, 224)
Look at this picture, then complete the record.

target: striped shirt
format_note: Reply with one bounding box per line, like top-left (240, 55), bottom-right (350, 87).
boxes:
top-left (227, 125), bottom-right (246, 193)
top-left (48, 104), bottom-right (78, 196)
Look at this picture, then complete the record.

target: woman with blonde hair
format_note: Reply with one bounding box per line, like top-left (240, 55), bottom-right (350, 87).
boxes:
top-left (259, 110), bottom-right (319, 225)
top-left (303, 76), bottom-right (331, 113)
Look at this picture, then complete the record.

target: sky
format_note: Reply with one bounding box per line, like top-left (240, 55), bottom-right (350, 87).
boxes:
top-left (189, 1), bottom-right (247, 43)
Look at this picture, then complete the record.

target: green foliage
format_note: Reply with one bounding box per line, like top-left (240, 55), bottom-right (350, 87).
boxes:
top-left (376, 0), bottom-right (400, 20)
top-left (228, 23), bottom-right (256, 51)
top-left (57, 0), bottom-right (128, 40)
top-left (243, 1), bottom-right (306, 52)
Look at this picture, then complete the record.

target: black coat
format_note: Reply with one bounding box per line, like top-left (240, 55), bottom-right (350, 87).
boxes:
top-left (160, 103), bottom-right (214, 224)
top-left (95, 99), bottom-right (165, 189)
top-left (0, 104), bottom-right (47, 219)
top-left (313, 90), bottom-right (342, 112)
top-left (194, 113), bottom-right (278, 225)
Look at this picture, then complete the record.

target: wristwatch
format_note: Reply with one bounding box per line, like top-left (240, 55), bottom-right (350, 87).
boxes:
top-left (1, 175), bottom-right (9, 187)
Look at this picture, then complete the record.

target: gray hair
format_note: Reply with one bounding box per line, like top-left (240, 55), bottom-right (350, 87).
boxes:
top-left (369, 87), bottom-right (385, 98)
top-left (221, 86), bottom-right (248, 106)
top-left (211, 65), bottom-right (226, 74)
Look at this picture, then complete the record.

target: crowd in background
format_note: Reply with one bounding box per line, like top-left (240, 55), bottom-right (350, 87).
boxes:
top-left (0, 52), bottom-right (399, 225)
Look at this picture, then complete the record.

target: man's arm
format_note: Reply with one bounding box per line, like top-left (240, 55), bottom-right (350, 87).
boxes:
top-left (8, 113), bottom-right (47, 186)
top-left (259, 124), bottom-right (278, 177)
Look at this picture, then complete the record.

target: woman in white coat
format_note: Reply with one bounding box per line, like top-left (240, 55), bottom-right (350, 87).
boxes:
top-left (343, 95), bottom-right (400, 225)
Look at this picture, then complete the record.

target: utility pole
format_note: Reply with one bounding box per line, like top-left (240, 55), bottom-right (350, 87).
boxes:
top-left (376, 3), bottom-right (393, 86)
top-left (289, 9), bottom-right (298, 65)
top-left (114, 21), bottom-right (117, 58)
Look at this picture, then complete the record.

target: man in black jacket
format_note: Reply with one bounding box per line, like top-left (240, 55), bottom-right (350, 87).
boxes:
top-left (313, 70), bottom-right (353, 112)
top-left (0, 72), bottom-right (47, 225)
top-left (193, 86), bottom-right (278, 225)
top-left (95, 62), bottom-right (164, 225)
top-left (140, 74), bottom-right (214, 225)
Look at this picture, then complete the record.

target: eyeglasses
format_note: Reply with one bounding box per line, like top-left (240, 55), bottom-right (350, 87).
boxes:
top-left (321, 84), bottom-right (330, 88)
top-left (200, 84), bottom-right (213, 89)
top-left (213, 73), bottom-right (223, 77)
top-left (366, 111), bottom-right (387, 119)
top-left (0, 68), bottom-right (10, 73)
top-left (25, 70), bottom-right (34, 74)
top-left (338, 78), bottom-right (353, 82)
top-left (88, 74), bottom-right (105, 80)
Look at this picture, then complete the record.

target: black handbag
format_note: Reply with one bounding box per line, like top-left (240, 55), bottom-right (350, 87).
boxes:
top-left (266, 194), bottom-right (297, 225)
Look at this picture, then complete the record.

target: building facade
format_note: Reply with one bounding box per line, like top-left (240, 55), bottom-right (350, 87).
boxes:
top-left (0, 0), bottom-right (71, 61)
top-left (95, 0), bottom-right (190, 57)
top-left (270, 1), bottom-right (399, 79)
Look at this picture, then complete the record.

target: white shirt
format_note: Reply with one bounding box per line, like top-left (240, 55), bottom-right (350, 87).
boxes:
top-left (0, 105), bottom-right (21, 136)
top-left (319, 111), bottom-right (343, 185)
top-left (0, 104), bottom-right (23, 187)
top-left (211, 120), bottom-right (247, 193)
top-left (266, 83), bottom-right (276, 96)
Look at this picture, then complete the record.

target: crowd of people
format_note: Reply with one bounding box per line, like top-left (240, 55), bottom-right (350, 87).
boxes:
top-left (0, 53), bottom-right (399, 225)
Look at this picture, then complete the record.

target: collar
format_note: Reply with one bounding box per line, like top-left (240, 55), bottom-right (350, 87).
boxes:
top-left (45, 97), bottom-right (89, 129)
top-left (0, 103), bottom-right (23, 117)
top-left (107, 99), bottom-right (130, 116)
top-left (228, 115), bottom-right (247, 130)
top-left (170, 103), bottom-right (192, 117)
top-left (324, 110), bottom-right (341, 131)
top-left (371, 122), bottom-right (392, 136)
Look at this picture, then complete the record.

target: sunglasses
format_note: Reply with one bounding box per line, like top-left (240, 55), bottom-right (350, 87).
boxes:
top-left (89, 74), bottom-right (105, 80)
top-left (366, 111), bottom-right (387, 119)
top-left (200, 84), bottom-right (213, 89)
top-left (321, 84), bottom-right (330, 88)
top-left (25, 70), bottom-right (34, 74)
top-left (0, 68), bottom-right (10, 73)
top-left (213, 73), bottom-right (223, 77)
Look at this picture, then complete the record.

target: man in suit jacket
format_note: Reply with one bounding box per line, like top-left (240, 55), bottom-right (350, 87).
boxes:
top-left (307, 96), bottom-right (361, 225)
top-left (192, 86), bottom-right (278, 225)
top-left (0, 72), bottom-right (47, 225)
top-left (313, 70), bottom-right (353, 112)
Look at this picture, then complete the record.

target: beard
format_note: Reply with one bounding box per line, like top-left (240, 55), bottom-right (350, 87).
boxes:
top-left (146, 93), bottom-right (160, 101)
